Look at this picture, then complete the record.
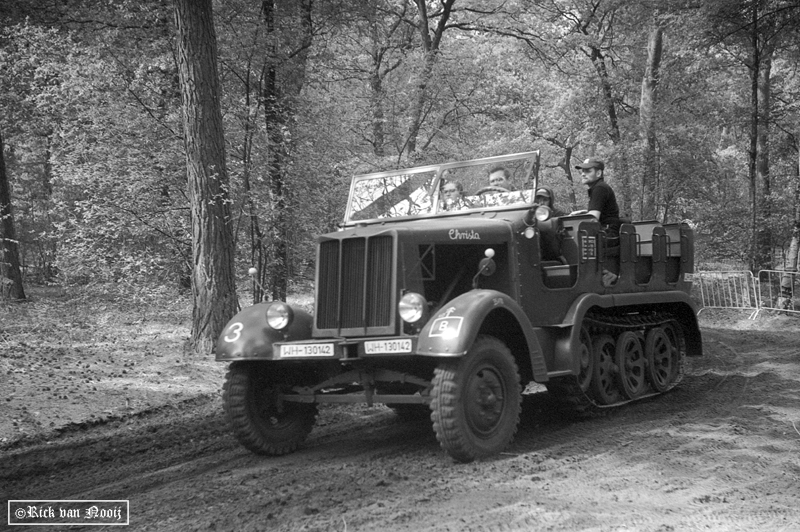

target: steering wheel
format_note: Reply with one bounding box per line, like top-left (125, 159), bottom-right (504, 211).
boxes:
top-left (475, 186), bottom-right (510, 196)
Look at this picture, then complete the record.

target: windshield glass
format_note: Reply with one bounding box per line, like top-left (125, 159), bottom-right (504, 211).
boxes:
top-left (345, 152), bottom-right (539, 223)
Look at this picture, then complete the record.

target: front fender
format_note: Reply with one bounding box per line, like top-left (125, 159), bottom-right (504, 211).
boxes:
top-left (416, 290), bottom-right (544, 369)
top-left (215, 303), bottom-right (313, 361)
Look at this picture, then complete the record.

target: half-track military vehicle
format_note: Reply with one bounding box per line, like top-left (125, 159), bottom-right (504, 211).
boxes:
top-left (216, 151), bottom-right (702, 462)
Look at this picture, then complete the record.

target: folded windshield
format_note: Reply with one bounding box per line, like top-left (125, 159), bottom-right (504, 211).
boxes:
top-left (345, 152), bottom-right (539, 223)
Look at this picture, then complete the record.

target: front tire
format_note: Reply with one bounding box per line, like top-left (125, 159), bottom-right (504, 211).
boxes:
top-left (431, 335), bottom-right (522, 463)
top-left (223, 361), bottom-right (317, 456)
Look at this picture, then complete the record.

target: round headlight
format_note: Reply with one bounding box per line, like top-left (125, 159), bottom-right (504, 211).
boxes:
top-left (534, 205), bottom-right (552, 222)
top-left (398, 292), bottom-right (427, 323)
top-left (266, 302), bottom-right (294, 330)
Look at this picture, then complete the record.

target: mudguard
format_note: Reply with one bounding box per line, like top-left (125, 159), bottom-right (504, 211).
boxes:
top-left (215, 303), bottom-right (314, 361)
top-left (416, 289), bottom-right (547, 380)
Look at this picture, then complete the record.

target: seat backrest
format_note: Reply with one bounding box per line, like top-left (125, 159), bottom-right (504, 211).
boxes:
top-left (633, 221), bottom-right (659, 256)
top-left (663, 223), bottom-right (682, 257)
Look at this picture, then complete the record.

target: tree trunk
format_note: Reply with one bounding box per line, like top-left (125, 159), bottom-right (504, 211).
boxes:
top-left (404, 0), bottom-right (455, 159)
top-left (541, 135), bottom-right (579, 211)
top-left (241, 63), bottom-right (266, 303)
top-left (589, 44), bottom-right (631, 217)
top-left (639, 27), bottom-right (663, 221)
top-left (0, 130), bottom-right (26, 300)
top-left (261, 0), bottom-right (313, 302)
top-left (780, 139), bottom-right (800, 309)
top-left (368, 4), bottom-right (386, 157)
top-left (174, 0), bottom-right (238, 355)
top-left (370, 69), bottom-right (386, 157)
top-left (747, 2), bottom-right (759, 272)
top-left (562, 144), bottom-right (578, 211)
top-left (756, 37), bottom-right (774, 270)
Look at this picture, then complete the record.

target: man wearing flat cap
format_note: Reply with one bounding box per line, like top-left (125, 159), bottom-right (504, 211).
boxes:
top-left (572, 157), bottom-right (621, 237)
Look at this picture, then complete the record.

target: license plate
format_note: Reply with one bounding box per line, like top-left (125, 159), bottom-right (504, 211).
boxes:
top-left (279, 343), bottom-right (334, 358)
top-left (364, 339), bottom-right (412, 354)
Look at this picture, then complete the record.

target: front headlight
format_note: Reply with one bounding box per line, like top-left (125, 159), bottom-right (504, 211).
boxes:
top-left (398, 292), bottom-right (427, 323)
top-left (534, 205), bottom-right (552, 222)
top-left (266, 302), bottom-right (294, 330)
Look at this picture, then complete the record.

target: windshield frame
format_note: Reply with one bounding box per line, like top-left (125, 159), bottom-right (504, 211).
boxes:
top-left (342, 151), bottom-right (541, 226)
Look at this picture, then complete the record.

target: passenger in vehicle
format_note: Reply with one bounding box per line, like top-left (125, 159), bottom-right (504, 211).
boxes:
top-left (571, 157), bottom-right (621, 287)
top-left (570, 157), bottom-right (621, 237)
top-left (487, 166), bottom-right (517, 191)
top-left (535, 187), bottom-right (566, 217)
top-left (440, 180), bottom-right (472, 210)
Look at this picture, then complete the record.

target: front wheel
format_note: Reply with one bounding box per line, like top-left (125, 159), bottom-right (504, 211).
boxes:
top-left (223, 362), bottom-right (317, 456)
top-left (431, 335), bottom-right (522, 463)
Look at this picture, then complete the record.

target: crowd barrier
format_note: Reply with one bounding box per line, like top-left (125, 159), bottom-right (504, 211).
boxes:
top-left (692, 270), bottom-right (800, 319)
top-left (757, 270), bottom-right (800, 316)
top-left (692, 271), bottom-right (759, 319)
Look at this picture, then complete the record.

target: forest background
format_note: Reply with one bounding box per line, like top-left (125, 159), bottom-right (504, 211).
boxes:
top-left (1, 0), bottom-right (800, 354)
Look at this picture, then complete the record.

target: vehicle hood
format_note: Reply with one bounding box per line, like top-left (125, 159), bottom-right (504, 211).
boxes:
top-left (328, 212), bottom-right (526, 244)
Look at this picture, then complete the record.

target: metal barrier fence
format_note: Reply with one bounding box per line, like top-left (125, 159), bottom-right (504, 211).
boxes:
top-left (692, 271), bottom-right (760, 319)
top-left (757, 270), bottom-right (800, 316)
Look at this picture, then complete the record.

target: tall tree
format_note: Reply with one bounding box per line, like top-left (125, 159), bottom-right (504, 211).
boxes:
top-left (174, 0), bottom-right (237, 354)
top-left (260, 0), bottom-right (314, 302)
top-left (363, 0), bottom-right (411, 157)
top-left (0, 131), bottom-right (26, 300)
top-left (404, 0), bottom-right (456, 159)
top-left (780, 140), bottom-right (799, 308)
top-left (639, 25), bottom-right (663, 221)
top-left (756, 35), bottom-right (775, 269)
top-left (704, 0), bottom-right (800, 269)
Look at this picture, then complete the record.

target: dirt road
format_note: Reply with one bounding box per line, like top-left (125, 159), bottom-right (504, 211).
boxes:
top-left (3, 316), bottom-right (800, 532)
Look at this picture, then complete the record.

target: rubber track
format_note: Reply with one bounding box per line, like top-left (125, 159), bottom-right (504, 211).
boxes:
top-left (546, 312), bottom-right (686, 414)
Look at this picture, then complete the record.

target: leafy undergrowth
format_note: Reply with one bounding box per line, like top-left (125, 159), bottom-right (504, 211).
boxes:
top-left (0, 284), bottom-right (312, 451)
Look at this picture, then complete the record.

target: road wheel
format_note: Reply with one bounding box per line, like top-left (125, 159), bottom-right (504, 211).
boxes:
top-left (646, 326), bottom-right (679, 392)
top-left (223, 361), bottom-right (317, 456)
top-left (591, 335), bottom-right (620, 405)
top-left (616, 331), bottom-right (647, 399)
top-left (577, 325), bottom-right (594, 393)
top-left (431, 335), bottom-right (522, 463)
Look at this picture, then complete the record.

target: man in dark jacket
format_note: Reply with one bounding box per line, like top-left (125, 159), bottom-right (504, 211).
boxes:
top-left (534, 186), bottom-right (566, 217)
top-left (571, 157), bottom-right (621, 237)
top-left (571, 157), bottom-right (621, 286)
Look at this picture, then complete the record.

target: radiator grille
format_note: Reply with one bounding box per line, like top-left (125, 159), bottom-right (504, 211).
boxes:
top-left (316, 235), bottom-right (394, 333)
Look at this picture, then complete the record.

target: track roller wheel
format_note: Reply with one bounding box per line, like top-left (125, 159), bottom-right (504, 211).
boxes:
top-left (577, 325), bottom-right (594, 393)
top-left (591, 335), bottom-right (620, 405)
top-left (646, 326), bottom-right (679, 392)
top-left (615, 331), bottom-right (647, 399)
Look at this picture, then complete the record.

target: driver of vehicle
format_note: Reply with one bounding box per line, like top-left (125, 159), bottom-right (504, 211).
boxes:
top-left (487, 166), bottom-right (517, 191)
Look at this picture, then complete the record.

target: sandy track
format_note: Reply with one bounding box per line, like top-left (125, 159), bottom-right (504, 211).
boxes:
top-left (3, 318), bottom-right (800, 531)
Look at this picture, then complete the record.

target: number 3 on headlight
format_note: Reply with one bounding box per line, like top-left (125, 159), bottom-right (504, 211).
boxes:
top-left (224, 322), bottom-right (244, 342)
